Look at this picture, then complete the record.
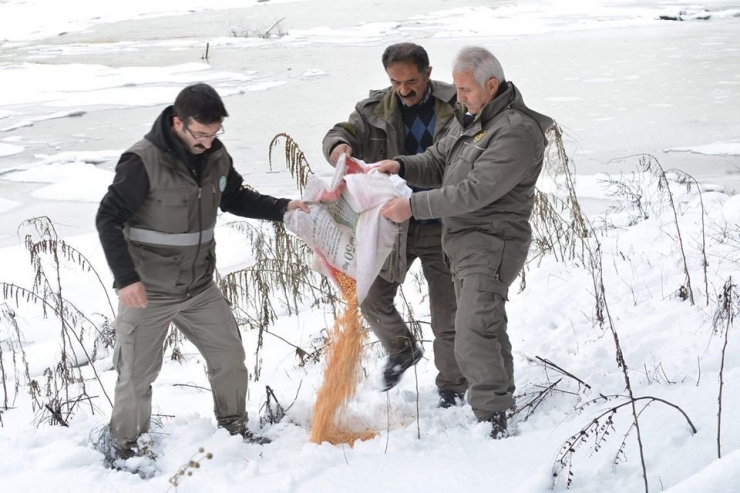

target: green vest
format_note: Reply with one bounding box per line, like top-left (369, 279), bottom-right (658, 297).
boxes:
top-left (124, 139), bottom-right (231, 296)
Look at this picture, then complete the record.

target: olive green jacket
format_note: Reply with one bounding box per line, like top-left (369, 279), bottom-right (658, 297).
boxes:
top-left (401, 82), bottom-right (553, 282)
top-left (322, 80), bottom-right (456, 282)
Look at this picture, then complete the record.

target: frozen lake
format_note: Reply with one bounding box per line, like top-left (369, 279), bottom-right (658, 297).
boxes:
top-left (1, 0), bottom-right (739, 246)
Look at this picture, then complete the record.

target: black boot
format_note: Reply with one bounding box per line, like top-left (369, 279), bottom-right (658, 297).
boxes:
top-left (218, 416), bottom-right (271, 445)
top-left (90, 424), bottom-right (136, 469)
top-left (241, 429), bottom-right (272, 445)
top-left (437, 389), bottom-right (465, 409)
top-left (489, 411), bottom-right (509, 440)
top-left (381, 342), bottom-right (424, 391)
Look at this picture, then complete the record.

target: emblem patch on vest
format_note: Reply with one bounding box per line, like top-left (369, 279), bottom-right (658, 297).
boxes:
top-left (473, 131), bottom-right (487, 144)
top-left (219, 175), bottom-right (227, 192)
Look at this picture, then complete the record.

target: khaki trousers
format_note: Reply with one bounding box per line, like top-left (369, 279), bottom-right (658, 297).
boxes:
top-left (446, 220), bottom-right (531, 420)
top-left (453, 272), bottom-right (515, 419)
top-left (361, 222), bottom-right (466, 393)
top-left (110, 281), bottom-right (247, 447)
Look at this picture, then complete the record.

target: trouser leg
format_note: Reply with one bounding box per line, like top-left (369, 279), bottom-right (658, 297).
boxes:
top-left (453, 273), bottom-right (514, 420)
top-left (173, 282), bottom-right (248, 433)
top-left (110, 299), bottom-right (174, 448)
top-left (361, 273), bottom-right (415, 355)
top-left (412, 223), bottom-right (466, 393)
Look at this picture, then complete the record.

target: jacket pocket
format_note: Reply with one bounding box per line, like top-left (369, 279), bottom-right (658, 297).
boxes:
top-left (200, 178), bottom-right (220, 227)
top-left (498, 222), bottom-right (532, 286)
top-left (458, 142), bottom-right (484, 164)
top-left (151, 189), bottom-right (191, 233)
top-left (444, 228), bottom-right (504, 277)
top-left (131, 245), bottom-right (183, 292)
top-left (367, 137), bottom-right (387, 162)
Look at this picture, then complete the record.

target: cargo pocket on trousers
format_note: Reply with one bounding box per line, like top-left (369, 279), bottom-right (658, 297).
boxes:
top-left (113, 320), bottom-right (137, 379)
top-left (474, 274), bottom-right (509, 331)
top-left (474, 274), bottom-right (509, 302)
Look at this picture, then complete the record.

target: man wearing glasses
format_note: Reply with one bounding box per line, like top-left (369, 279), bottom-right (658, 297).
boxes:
top-left (96, 83), bottom-right (307, 465)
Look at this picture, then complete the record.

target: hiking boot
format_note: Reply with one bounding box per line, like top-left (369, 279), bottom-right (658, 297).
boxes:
top-left (381, 342), bottom-right (424, 391)
top-left (488, 411), bottom-right (509, 440)
top-left (90, 424), bottom-right (135, 468)
top-left (241, 429), bottom-right (272, 445)
top-left (437, 389), bottom-right (465, 409)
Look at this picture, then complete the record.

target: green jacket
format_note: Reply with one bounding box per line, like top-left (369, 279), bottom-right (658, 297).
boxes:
top-left (401, 82), bottom-right (554, 283)
top-left (322, 80), bottom-right (456, 282)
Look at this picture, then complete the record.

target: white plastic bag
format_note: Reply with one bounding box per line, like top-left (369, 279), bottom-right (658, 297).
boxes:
top-left (284, 155), bottom-right (412, 303)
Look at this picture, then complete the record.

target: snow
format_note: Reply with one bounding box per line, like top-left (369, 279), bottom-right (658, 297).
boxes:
top-left (1, 0), bottom-right (739, 492)
top-left (0, 197), bottom-right (21, 214)
top-left (0, 143), bottom-right (24, 157)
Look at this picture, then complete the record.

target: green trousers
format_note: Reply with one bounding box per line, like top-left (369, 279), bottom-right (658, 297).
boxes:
top-left (361, 222), bottom-right (466, 393)
top-left (110, 282), bottom-right (247, 448)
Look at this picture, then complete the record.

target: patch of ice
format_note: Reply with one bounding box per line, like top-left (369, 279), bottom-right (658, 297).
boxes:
top-left (665, 142), bottom-right (740, 156)
top-left (1, 110), bottom-right (86, 132)
top-left (0, 143), bottom-right (24, 158)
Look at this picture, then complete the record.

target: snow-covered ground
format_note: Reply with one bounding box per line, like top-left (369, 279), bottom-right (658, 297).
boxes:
top-left (1, 1), bottom-right (739, 492)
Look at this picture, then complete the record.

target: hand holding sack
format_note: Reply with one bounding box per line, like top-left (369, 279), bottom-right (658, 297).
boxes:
top-left (284, 154), bottom-right (412, 303)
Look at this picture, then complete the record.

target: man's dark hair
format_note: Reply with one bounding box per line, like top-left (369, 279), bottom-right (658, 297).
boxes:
top-left (381, 43), bottom-right (430, 73)
top-left (173, 83), bottom-right (229, 125)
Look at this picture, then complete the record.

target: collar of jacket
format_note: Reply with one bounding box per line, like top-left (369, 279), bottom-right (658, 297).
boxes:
top-left (144, 105), bottom-right (225, 171)
top-left (455, 80), bottom-right (518, 134)
top-left (373, 79), bottom-right (456, 123)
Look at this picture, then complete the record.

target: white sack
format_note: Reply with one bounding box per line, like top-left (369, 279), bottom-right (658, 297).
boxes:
top-left (284, 154), bottom-right (412, 303)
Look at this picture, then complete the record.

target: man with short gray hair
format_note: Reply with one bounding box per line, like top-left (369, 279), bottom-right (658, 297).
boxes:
top-left (376, 46), bottom-right (553, 438)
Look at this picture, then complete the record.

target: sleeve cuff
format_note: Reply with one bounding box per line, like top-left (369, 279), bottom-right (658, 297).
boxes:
top-left (328, 141), bottom-right (349, 156)
top-left (115, 273), bottom-right (141, 290)
top-left (394, 156), bottom-right (407, 179)
top-left (278, 198), bottom-right (292, 220)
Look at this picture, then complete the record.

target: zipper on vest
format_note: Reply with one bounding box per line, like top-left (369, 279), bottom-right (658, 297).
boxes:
top-left (187, 187), bottom-right (204, 297)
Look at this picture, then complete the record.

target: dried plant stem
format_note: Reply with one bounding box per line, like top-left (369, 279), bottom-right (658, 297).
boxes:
top-left (2, 283), bottom-right (112, 407)
top-left (268, 133), bottom-right (314, 194)
top-left (714, 277), bottom-right (735, 459)
top-left (536, 356), bottom-right (592, 391)
top-left (594, 243), bottom-right (649, 492)
top-left (718, 317), bottom-right (728, 459)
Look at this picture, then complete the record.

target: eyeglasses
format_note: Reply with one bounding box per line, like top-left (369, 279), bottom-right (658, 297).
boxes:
top-left (184, 125), bottom-right (225, 141)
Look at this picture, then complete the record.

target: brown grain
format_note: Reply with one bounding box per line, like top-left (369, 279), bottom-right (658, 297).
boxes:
top-left (310, 272), bottom-right (376, 445)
